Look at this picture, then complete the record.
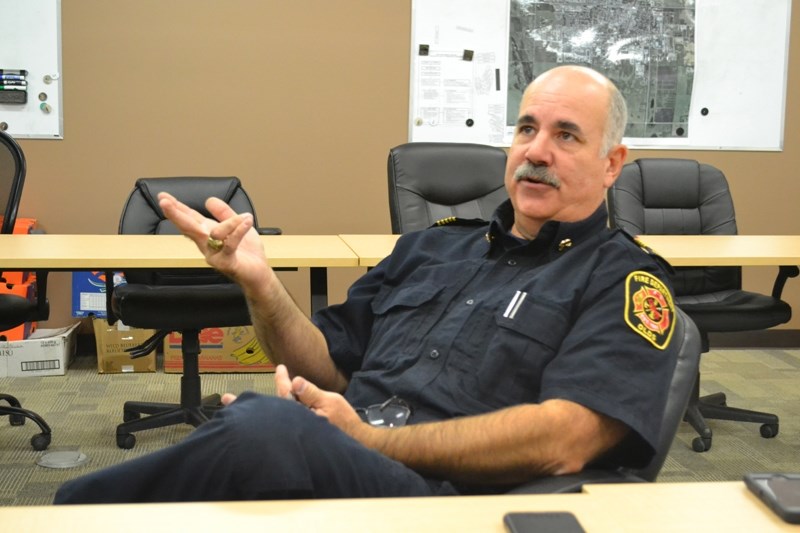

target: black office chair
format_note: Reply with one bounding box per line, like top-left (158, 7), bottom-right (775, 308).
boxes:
top-left (607, 158), bottom-right (798, 452)
top-left (109, 177), bottom-right (280, 449)
top-left (510, 307), bottom-right (701, 493)
top-left (0, 130), bottom-right (52, 451)
top-left (387, 142), bottom-right (507, 233)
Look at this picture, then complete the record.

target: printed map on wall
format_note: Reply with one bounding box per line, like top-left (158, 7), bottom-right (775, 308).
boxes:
top-left (409, 0), bottom-right (790, 150)
top-left (508, 0), bottom-right (695, 140)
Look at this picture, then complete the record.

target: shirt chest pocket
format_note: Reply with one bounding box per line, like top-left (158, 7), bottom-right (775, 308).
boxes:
top-left (476, 298), bottom-right (571, 405)
top-left (495, 298), bottom-right (569, 351)
top-left (370, 284), bottom-right (443, 354)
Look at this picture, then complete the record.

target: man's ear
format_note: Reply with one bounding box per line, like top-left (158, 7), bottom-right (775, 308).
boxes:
top-left (603, 144), bottom-right (628, 188)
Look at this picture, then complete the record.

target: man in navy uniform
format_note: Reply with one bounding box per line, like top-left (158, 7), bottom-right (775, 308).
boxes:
top-left (56, 65), bottom-right (678, 502)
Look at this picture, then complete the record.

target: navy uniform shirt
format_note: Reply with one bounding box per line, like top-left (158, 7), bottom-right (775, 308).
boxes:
top-left (312, 200), bottom-right (679, 468)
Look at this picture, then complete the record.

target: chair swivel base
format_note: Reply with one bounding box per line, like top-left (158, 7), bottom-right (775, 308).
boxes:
top-left (116, 393), bottom-right (222, 449)
top-left (684, 392), bottom-right (778, 452)
top-left (1, 393), bottom-right (52, 451)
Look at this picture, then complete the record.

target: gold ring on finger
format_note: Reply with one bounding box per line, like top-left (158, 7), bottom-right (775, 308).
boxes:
top-left (207, 236), bottom-right (225, 252)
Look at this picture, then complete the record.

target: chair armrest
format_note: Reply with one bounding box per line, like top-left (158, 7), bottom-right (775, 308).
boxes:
top-left (772, 265), bottom-right (799, 299)
top-left (505, 469), bottom-right (647, 494)
top-left (257, 227), bottom-right (282, 235)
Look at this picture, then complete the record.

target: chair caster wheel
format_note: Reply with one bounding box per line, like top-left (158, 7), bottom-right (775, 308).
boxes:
top-left (117, 433), bottom-right (136, 449)
top-left (31, 432), bottom-right (51, 451)
top-left (760, 423), bottom-right (779, 438)
top-left (9, 413), bottom-right (25, 426)
top-left (123, 410), bottom-right (141, 423)
top-left (692, 436), bottom-right (711, 452)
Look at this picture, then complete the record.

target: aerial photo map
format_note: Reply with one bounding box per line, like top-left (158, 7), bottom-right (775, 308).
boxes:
top-left (507, 0), bottom-right (695, 139)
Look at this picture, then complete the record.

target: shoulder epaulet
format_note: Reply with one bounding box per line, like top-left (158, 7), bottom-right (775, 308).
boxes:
top-left (430, 216), bottom-right (489, 228)
top-left (617, 229), bottom-right (675, 274)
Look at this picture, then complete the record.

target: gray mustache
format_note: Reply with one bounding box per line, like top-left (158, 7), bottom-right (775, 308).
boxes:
top-left (513, 163), bottom-right (561, 189)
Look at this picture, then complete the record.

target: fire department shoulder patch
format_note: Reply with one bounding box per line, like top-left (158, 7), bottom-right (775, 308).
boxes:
top-left (624, 271), bottom-right (675, 350)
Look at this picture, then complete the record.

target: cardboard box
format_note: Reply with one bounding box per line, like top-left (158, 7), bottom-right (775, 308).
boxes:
top-left (0, 280), bottom-right (37, 341)
top-left (92, 318), bottom-right (157, 374)
top-left (0, 323), bottom-right (79, 377)
top-left (164, 326), bottom-right (274, 373)
top-left (72, 271), bottom-right (126, 318)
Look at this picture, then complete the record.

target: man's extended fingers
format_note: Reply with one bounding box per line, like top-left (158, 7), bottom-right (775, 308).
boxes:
top-left (158, 192), bottom-right (209, 232)
top-left (206, 197), bottom-right (239, 221)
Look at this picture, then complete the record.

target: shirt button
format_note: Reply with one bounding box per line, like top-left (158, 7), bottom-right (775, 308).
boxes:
top-left (466, 299), bottom-right (474, 305)
top-left (429, 349), bottom-right (440, 359)
top-left (507, 259), bottom-right (517, 266)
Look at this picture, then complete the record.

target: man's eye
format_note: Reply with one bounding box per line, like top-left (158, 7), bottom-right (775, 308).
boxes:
top-left (518, 125), bottom-right (535, 135)
top-left (558, 131), bottom-right (575, 141)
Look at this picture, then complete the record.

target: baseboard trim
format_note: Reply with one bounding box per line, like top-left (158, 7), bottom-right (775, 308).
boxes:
top-left (708, 330), bottom-right (800, 348)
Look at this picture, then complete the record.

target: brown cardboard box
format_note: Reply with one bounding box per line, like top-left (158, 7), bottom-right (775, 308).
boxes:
top-left (163, 326), bottom-right (274, 373)
top-left (92, 318), bottom-right (157, 373)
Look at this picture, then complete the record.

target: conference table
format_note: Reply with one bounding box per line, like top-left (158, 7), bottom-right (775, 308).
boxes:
top-left (0, 481), bottom-right (792, 532)
top-left (339, 234), bottom-right (800, 268)
top-left (0, 234), bottom-right (360, 313)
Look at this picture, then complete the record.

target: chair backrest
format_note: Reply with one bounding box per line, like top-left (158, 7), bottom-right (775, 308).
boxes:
top-left (633, 306), bottom-right (701, 481)
top-left (0, 130), bottom-right (26, 235)
top-left (607, 158), bottom-right (741, 296)
top-left (508, 306), bottom-right (702, 493)
top-left (119, 176), bottom-right (260, 285)
top-left (0, 130), bottom-right (49, 330)
top-left (387, 142), bottom-right (507, 233)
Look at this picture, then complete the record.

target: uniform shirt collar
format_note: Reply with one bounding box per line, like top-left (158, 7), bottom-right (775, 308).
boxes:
top-left (488, 199), bottom-right (609, 253)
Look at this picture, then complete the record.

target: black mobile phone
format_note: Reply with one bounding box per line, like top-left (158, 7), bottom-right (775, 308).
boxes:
top-left (744, 472), bottom-right (800, 524)
top-left (503, 512), bottom-right (585, 533)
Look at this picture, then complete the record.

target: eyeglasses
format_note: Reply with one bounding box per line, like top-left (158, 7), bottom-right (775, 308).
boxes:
top-left (356, 396), bottom-right (412, 428)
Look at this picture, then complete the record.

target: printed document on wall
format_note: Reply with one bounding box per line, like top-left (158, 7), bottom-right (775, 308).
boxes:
top-left (409, 0), bottom-right (509, 145)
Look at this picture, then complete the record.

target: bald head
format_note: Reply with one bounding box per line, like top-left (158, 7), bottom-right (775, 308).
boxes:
top-left (523, 66), bottom-right (627, 155)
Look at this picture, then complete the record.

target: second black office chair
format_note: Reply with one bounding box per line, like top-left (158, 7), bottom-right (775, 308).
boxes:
top-left (0, 129), bottom-right (52, 451)
top-left (608, 158), bottom-right (797, 452)
top-left (510, 307), bottom-right (701, 492)
top-left (109, 177), bottom-right (279, 449)
top-left (387, 142), bottom-right (507, 233)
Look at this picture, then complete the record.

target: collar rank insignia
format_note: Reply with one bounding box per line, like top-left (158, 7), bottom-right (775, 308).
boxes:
top-left (624, 271), bottom-right (675, 349)
top-left (434, 216), bottom-right (457, 226)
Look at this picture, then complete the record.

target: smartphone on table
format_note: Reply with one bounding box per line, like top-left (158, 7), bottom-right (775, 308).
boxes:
top-left (503, 511), bottom-right (585, 533)
top-left (744, 472), bottom-right (800, 524)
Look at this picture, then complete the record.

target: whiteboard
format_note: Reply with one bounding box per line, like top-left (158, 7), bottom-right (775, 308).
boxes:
top-left (0, 0), bottom-right (63, 139)
top-left (409, 0), bottom-right (791, 151)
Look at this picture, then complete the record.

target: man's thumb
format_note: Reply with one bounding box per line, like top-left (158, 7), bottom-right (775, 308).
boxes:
top-left (292, 376), bottom-right (318, 406)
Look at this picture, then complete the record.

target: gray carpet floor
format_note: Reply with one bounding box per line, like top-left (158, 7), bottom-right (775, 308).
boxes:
top-left (2, 347), bottom-right (800, 506)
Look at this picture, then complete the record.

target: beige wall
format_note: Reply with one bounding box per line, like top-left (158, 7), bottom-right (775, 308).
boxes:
top-left (13, 1), bottom-right (800, 330)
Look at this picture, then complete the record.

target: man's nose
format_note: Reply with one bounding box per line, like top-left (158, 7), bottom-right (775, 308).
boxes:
top-left (523, 133), bottom-right (553, 166)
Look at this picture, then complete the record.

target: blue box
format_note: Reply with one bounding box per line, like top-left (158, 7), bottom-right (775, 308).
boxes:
top-left (71, 271), bottom-right (126, 318)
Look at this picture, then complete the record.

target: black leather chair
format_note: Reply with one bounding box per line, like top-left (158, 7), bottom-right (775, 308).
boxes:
top-left (108, 177), bottom-right (279, 449)
top-left (510, 306), bottom-right (701, 492)
top-left (607, 158), bottom-right (797, 452)
top-left (0, 130), bottom-right (52, 451)
top-left (387, 142), bottom-right (507, 233)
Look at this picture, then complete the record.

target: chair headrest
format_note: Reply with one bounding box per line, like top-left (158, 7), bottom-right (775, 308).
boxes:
top-left (389, 143), bottom-right (506, 205)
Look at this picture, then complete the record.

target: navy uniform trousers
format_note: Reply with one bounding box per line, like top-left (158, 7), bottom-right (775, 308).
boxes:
top-left (54, 392), bottom-right (458, 503)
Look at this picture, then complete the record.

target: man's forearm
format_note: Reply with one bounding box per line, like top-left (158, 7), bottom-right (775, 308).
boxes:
top-left (243, 270), bottom-right (348, 393)
top-left (353, 400), bottom-right (627, 486)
